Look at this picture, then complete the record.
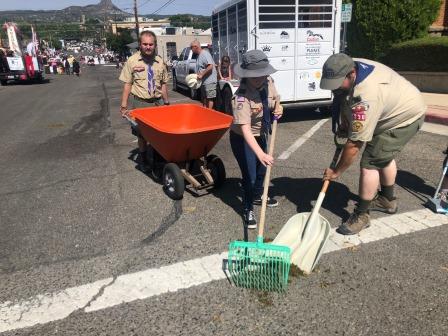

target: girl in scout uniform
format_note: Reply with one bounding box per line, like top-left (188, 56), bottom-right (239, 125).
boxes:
top-left (229, 50), bottom-right (283, 229)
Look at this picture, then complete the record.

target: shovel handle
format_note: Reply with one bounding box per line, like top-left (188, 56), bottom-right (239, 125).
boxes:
top-left (258, 118), bottom-right (278, 239)
top-left (321, 179), bottom-right (330, 194)
top-left (321, 142), bottom-right (344, 195)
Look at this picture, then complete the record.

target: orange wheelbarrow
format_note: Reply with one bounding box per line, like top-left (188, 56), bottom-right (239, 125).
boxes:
top-left (129, 104), bottom-right (233, 200)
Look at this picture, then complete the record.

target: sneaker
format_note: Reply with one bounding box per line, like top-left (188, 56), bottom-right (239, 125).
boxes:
top-left (337, 211), bottom-right (371, 235)
top-left (253, 196), bottom-right (278, 207)
top-left (243, 210), bottom-right (257, 229)
top-left (369, 194), bottom-right (398, 214)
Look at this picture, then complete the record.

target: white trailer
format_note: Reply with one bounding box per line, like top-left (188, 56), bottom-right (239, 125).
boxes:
top-left (212, 0), bottom-right (342, 113)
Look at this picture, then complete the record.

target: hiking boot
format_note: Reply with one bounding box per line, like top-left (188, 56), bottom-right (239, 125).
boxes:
top-left (243, 209), bottom-right (257, 229)
top-left (337, 211), bottom-right (371, 235)
top-left (440, 190), bottom-right (448, 210)
top-left (253, 196), bottom-right (278, 207)
top-left (369, 194), bottom-right (398, 214)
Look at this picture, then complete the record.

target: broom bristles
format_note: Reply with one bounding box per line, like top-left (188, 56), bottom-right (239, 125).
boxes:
top-left (228, 241), bottom-right (291, 292)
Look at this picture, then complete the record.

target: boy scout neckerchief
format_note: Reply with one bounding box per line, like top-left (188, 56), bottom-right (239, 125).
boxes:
top-left (354, 61), bottom-right (374, 85)
top-left (260, 88), bottom-right (272, 134)
top-left (147, 65), bottom-right (155, 96)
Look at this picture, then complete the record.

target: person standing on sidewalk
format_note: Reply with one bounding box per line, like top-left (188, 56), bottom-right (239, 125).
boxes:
top-left (230, 50), bottom-right (283, 229)
top-left (191, 40), bottom-right (217, 109)
top-left (119, 30), bottom-right (170, 171)
top-left (321, 53), bottom-right (426, 235)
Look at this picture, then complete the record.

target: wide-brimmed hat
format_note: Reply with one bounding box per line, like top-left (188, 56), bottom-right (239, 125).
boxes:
top-left (234, 50), bottom-right (277, 78)
top-left (320, 53), bottom-right (355, 90)
top-left (186, 73), bottom-right (202, 89)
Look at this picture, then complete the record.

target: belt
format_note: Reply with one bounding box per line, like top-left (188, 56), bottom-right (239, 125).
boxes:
top-left (132, 95), bottom-right (161, 103)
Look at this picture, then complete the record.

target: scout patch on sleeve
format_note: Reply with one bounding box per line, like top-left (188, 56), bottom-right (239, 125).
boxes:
top-left (351, 101), bottom-right (369, 121)
top-left (237, 96), bottom-right (245, 102)
top-left (352, 121), bottom-right (364, 133)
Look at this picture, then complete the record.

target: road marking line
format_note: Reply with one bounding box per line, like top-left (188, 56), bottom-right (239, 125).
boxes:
top-left (1, 208), bottom-right (446, 333)
top-left (0, 279), bottom-right (112, 333)
top-left (278, 118), bottom-right (329, 160)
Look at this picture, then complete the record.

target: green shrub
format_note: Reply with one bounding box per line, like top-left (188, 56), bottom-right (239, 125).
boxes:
top-left (347, 0), bottom-right (441, 59)
top-left (381, 36), bottom-right (448, 71)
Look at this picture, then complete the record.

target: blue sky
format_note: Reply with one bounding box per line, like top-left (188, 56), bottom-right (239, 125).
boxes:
top-left (0, 0), bottom-right (224, 16)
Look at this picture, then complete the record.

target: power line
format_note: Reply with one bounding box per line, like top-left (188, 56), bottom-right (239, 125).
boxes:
top-left (150, 0), bottom-right (177, 15)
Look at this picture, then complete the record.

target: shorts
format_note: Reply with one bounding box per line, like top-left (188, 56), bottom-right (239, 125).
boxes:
top-left (361, 116), bottom-right (424, 169)
top-left (201, 83), bottom-right (217, 99)
top-left (130, 95), bottom-right (164, 138)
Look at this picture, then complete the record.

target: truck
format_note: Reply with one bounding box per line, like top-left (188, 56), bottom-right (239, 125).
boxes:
top-left (172, 43), bottom-right (211, 100)
top-left (0, 22), bottom-right (44, 86)
top-left (211, 0), bottom-right (342, 113)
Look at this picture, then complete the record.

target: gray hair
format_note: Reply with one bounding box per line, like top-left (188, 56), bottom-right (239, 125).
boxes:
top-left (190, 39), bottom-right (200, 47)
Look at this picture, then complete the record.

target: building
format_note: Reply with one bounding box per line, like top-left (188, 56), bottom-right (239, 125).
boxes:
top-left (152, 27), bottom-right (211, 61)
top-left (430, 0), bottom-right (448, 35)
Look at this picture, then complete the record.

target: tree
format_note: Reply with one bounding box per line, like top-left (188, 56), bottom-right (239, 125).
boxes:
top-left (168, 14), bottom-right (210, 30)
top-left (106, 30), bottom-right (133, 54)
top-left (347, 0), bottom-right (441, 59)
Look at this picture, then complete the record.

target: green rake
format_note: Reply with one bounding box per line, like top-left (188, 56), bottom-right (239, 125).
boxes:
top-left (228, 117), bottom-right (291, 292)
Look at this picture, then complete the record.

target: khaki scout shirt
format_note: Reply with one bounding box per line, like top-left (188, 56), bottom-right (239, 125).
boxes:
top-left (341, 59), bottom-right (426, 142)
top-left (231, 77), bottom-right (282, 136)
top-left (119, 51), bottom-right (168, 100)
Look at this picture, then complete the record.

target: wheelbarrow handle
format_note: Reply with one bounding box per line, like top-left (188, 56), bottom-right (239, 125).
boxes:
top-left (124, 114), bottom-right (138, 128)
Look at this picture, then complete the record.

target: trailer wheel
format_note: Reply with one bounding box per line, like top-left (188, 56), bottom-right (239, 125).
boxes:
top-left (163, 163), bottom-right (185, 200)
top-left (0, 80), bottom-right (7, 86)
top-left (221, 86), bottom-right (233, 115)
top-left (207, 155), bottom-right (226, 188)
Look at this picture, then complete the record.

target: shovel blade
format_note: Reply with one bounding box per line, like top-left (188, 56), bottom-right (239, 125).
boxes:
top-left (273, 212), bottom-right (331, 274)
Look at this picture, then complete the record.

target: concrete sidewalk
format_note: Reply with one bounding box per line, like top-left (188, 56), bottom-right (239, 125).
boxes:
top-left (422, 92), bottom-right (448, 126)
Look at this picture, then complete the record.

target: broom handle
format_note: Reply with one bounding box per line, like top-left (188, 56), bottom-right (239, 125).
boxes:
top-left (258, 117), bottom-right (278, 240)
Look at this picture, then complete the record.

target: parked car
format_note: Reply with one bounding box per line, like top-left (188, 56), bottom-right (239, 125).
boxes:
top-left (172, 44), bottom-right (210, 100)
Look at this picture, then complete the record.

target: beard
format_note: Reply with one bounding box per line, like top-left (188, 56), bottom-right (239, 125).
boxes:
top-left (332, 77), bottom-right (355, 96)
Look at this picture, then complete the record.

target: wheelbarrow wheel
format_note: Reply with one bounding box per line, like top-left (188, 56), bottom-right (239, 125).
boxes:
top-left (163, 163), bottom-right (185, 200)
top-left (207, 155), bottom-right (226, 189)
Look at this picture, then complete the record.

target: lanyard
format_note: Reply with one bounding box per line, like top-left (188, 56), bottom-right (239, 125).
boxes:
top-left (147, 66), bottom-right (155, 95)
top-left (259, 88), bottom-right (272, 134)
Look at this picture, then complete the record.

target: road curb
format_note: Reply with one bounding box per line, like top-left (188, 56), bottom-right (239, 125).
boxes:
top-left (425, 105), bottom-right (448, 126)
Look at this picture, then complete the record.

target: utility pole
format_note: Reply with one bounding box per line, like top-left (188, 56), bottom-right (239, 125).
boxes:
top-left (134, 0), bottom-right (140, 40)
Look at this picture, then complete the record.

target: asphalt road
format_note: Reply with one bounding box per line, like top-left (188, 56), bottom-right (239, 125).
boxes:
top-left (0, 65), bottom-right (447, 335)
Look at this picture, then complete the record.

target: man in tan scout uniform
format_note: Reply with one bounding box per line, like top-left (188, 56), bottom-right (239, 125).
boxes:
top-left (119, 30), bottom-right (169, 171)
top-left (321, 53), bottom-right (426, 235)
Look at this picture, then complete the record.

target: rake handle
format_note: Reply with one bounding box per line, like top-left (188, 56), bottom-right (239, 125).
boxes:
top-left (258, 118), bottom-right (278, 240)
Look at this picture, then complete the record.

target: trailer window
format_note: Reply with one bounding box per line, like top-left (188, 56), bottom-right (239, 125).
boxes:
top-left (259, 0), bottom-right (295, 29)
top-left (219, 11), bottom-right (228, 55)
top-left (237, 2), bottom-right (248, 60)
top-left (259, 0), bottom-right (294, 5)
top-left (298, 0), bottom-right (334, 28)
top-left (212, 14), bottom-right (219, 39)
